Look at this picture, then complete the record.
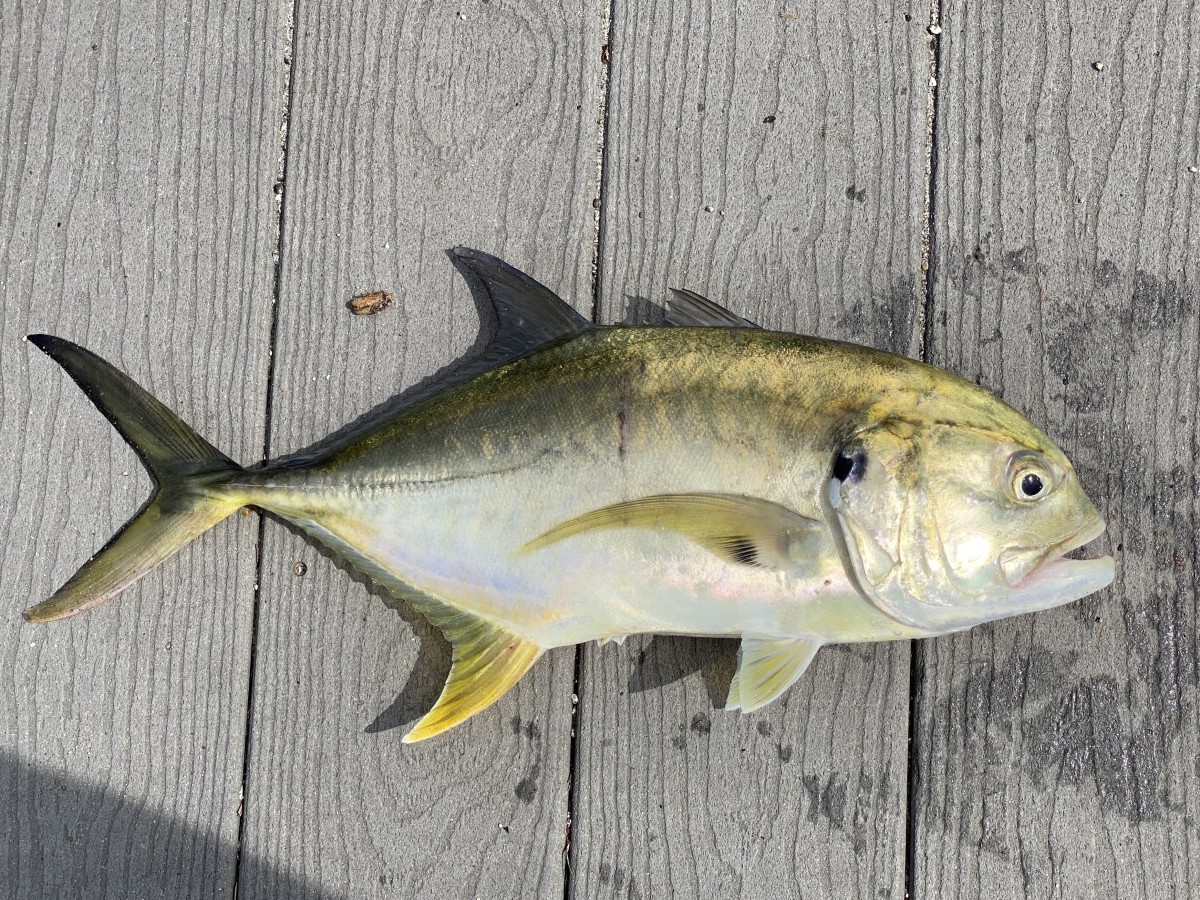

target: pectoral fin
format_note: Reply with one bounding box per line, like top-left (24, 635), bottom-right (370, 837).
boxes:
top-left (521, 493), bottom-right (822, 570)
top-left (726, 636), bottom-right (822, 712)
top-left (403, 608), bottom-right (543, 743)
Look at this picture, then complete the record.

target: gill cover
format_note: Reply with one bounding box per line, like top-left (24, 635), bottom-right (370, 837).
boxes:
top-left (825, 419), bottom-right (976, 633)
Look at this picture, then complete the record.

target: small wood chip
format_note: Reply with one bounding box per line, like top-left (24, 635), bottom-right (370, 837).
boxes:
top-left (1093, 61), bottom-right (1105, 71)
top-left (348, 290), bottom-right (394, 315)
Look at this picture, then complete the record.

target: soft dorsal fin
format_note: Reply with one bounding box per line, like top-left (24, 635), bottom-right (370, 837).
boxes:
top-left (453, 247), bottom-right (592, 361)
top-left (520, 492), bottom-right (824, 571)
top-left (665, 288), bottom-right (760, 328)
top-left (726, 636), bottom-right (822, 712)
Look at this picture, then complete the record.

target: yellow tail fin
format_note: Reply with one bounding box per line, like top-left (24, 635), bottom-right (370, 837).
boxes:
top-left (23, 335), bottom-right (245, 623)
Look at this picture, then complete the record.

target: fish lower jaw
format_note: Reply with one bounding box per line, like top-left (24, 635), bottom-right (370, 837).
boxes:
top-left (1008, 554), bottom-right (1115, 611)
top-left (1005, 516), bottom-right (1111, 592)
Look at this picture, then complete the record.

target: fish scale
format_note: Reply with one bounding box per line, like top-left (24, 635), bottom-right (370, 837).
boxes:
top-left (21, 248), bottom-right (1114, 742)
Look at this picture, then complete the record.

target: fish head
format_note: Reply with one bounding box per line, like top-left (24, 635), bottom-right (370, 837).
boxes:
top-left (826, 415), bottom-right (1114, 635)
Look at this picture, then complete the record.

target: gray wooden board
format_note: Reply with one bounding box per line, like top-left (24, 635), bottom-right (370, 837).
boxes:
top-left (571, 1), bottom-right (932, 897)
top-left (916, 0), bottom-right (1200, 897)
top-left (0, 1), bottom-right (282, 898)
top-left (236, 2), bottom-right (606, 897)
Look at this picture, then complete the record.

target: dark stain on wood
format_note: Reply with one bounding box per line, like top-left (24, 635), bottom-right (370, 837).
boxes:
top-left (514, 769), bottom-right (539, 804)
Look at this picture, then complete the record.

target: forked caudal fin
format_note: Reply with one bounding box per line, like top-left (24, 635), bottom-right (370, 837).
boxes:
top-left (22, 335), bottom-right (247, 623)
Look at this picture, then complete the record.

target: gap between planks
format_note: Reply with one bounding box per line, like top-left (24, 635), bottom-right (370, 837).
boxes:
top-left (232, 0), bottom-right (302, 895)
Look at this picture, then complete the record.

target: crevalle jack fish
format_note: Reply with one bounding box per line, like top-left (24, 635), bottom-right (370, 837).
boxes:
top-left (23, 249), bottom-right (1115, 741)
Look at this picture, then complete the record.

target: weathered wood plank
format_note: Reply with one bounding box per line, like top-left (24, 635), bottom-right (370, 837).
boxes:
top-left (0, 1), bottom-right (283, 897)
top-left (237, 2), bottom-right (606, 897)
top-left (916, 0), bottom-right (1200, 896)
top-left (571, 1), bottom-right (932, 896)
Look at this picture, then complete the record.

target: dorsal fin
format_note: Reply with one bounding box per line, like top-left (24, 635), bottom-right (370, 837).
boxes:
top-left (274, 251), bottom-right (591, 467)
top-left (665, 288), bottom-right (759, 328)
top-left (453, 247), bottom-right (592, 362)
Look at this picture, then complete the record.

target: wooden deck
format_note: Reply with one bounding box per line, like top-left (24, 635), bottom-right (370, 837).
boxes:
top-left (2, 0), bottom-right (1197, 897)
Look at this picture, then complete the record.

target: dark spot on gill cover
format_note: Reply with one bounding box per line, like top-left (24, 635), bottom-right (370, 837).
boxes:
top-left (833, 454), bottom-right (853, 481)
top-left (833, 449), bottom-right (866, 483)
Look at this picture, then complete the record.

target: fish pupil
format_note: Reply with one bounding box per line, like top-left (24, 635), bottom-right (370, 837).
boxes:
top-left (833, 449), bottom-right (867, 483)
top-left (1021, 473), bottom-right (1044, 497)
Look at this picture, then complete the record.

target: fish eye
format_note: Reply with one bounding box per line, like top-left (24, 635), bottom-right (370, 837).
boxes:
top-left (833, 447), bottom-right (867, 483)
top-left (1007, 453), bottom-right (1053, 502)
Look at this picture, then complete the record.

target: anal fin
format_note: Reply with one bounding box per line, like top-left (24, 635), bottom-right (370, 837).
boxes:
top-left (726, 636), bottom-right (822, 712)
top-left (275, 516), bottom-right (544, 743)
top-left (404, 608), bottom-right (543, 743)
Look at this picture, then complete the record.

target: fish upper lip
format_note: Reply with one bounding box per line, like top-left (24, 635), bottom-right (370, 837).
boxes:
top-left (1051, 516), bottom-right (1107, 560)
top-left (1014, 516), bottom-right (1110, 588)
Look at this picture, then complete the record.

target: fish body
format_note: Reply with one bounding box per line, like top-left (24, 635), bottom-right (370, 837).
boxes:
top-left (247, 327), bottom-right (911, 652)
top-left (23, 250), bottom-right (1115, 741)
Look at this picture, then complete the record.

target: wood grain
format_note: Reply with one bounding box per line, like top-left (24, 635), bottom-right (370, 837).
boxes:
top-left (915, 0), bottom-right (1200, 897)
top-left (236, 2), bottom-right (607, 897)
top-left (571, 1), bottom-right (933, 896)
top-left (0, 0), bottom-right (282, 897)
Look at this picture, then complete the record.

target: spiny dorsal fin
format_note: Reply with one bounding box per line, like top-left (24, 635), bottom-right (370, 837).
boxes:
top-left (726, 636), bottom-right (822, 712)
top-left (520, 492), bottom-right (822, 570)
top-left (453, 247), bottom-right (592, 361)
top-left (665, 288), bottom-right (759, 328)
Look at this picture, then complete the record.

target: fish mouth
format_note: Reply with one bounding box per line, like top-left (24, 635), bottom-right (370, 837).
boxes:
top-left (1004, 517), bottom-right (1114, 613)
